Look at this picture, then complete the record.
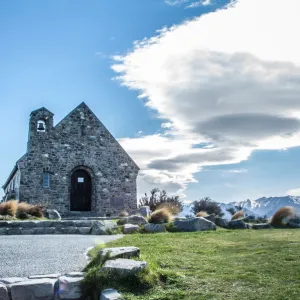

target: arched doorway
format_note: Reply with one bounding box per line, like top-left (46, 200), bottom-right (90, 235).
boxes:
top-left (70, 169), bottom-right (92, 211)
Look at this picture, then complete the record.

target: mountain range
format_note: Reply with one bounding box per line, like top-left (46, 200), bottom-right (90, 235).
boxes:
top-left (180, 196), bottom-right (300, 219)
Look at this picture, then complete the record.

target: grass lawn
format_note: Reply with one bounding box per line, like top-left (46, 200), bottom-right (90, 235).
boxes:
top-left (86, 229), bottom-right (300, 300)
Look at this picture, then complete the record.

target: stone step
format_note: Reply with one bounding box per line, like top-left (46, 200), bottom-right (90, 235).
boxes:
top-left (0, 220), bottom-right (94, 228)
top-left (0, 227), bottom-right (92, 235)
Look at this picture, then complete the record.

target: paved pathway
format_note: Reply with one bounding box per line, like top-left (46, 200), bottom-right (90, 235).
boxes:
top-left (0, 235), bottom-right (123, 277)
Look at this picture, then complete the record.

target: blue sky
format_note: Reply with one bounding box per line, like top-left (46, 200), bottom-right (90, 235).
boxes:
top-left (1, 0), bottom-right (300, 202)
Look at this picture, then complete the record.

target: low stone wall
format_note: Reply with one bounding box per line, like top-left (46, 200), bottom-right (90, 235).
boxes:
top-left (0, 272), bottom-right (85, 300)
top-left (0, 220), bottom-right (116, 235)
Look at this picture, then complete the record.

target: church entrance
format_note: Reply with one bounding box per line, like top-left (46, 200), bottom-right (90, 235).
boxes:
top-left (70, 169), bottom-right (92, 211)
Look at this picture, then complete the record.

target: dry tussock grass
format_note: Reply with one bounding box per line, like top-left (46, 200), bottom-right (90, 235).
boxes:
top-left (157, 202), bottom-right (180, 215)
top-left (270, 206), bottom-right (295, 227)
top-left (196, 211), bottom-right (209, 217)
top-left (231, 210), bottom-right (245, 220)
top-left (149, 207), bottom-right (174, 224)
top-left (119, 211), bottom-right (129, 217)
top-left (0, 200), bottom-right (18, 217)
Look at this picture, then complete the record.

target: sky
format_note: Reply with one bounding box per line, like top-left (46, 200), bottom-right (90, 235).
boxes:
top-left (1, 0), bottom-right (300, 203)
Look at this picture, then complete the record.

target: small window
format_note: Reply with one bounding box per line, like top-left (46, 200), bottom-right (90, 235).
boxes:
top-left (78, 177), bottom-right (84, 183)
top-left (43, 173), bottom-right (50, 188)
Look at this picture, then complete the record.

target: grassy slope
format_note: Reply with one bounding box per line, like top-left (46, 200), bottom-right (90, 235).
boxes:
top-left (88, 229), bottom-right (300, 300)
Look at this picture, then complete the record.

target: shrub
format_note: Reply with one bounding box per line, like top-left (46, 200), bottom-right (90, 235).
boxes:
top-left (192, 197), bottom-right (223, 217)
top-left (17, 202), bottom-right (44, 218)
top-left (0, 200), bottom-right (18, 217)
top-left (270, 206), bottom-right (296, 227)
top-left (139, 188), bottom-right (183, 213)
top-left (231, 210), bottom-right (245, 220)
top-left (196, 211), bottom-right (209, 217)
top-left (148, 208), bottom-right (173, 224)
top-left (119, 211), bottom-right (129, 217)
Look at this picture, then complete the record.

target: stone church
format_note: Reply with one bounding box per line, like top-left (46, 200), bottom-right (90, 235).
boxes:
top-left (2, 103), bottom-right (139, 217)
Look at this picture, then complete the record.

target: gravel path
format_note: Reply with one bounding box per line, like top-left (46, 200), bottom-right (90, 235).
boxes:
top-left (0, 234), bottom-right (123, 277)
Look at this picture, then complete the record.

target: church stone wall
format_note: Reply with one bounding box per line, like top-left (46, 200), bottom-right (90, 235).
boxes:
top-left (17, 103), bottom-right (139, 216)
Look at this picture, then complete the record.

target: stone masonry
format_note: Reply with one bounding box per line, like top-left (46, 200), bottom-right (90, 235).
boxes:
top-left (2, 103), bottom-right (139, 217)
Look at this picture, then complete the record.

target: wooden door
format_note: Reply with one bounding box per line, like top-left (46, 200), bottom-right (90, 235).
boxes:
top-left (70, 169), bottom-right (91, 211)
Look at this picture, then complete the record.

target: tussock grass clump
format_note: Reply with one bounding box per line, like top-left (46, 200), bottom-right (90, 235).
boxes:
top-left (157, 202), bottom-right (181, 215)
top-left (148, 207), bottom-right (173, 224)
top-left (119, 211), bottom-right (129, 217)
top-left (196, 211), bottom-right (209, 217)
top-left (231, 210), bottom-right (245, 220)
top-left (0, 200), bottom-right (18, 217)
top-left (17, 202), bottom-right (44, 218)
top-left (270, 206), bottom-right (295, 227)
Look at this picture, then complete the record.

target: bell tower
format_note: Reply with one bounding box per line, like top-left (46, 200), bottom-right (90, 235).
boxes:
top-left (27, 107), bottom-right (54, 150)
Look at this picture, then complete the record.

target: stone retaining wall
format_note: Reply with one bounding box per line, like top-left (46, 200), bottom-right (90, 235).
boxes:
top-left (0, 220), bottom-right (116, 235)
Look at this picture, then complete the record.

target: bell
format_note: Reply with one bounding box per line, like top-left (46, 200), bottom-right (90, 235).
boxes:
top-left (37, 122), bottom-right (45, 131)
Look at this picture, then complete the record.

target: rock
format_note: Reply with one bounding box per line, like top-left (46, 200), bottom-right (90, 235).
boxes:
top-left (174, 217), bottom-right (216, 232)
top-left (101, 259), bottom-right (147, 276)
top-left (123, 224), bottom-right (140, 234)
top-left (215, 217), bottom-right (230, 228)
top-left (28, 274), bottom-right (61, 279)
top-left (65, 272), bottom-right (85, 278)
top-left (144, 223), bottom-right (165, 233)
top-left (44, 209), bottom-right (61, 220)
top-left (204, 214), bottom-right (216, 224)
top-left (229, 219), bottom-right (250, 229)
top-left (78, 227), bottom-right (91, 234)
top-left (58, 275), bottom-right (83, 300)
top-left (7, 228), bottom-right (21, 235)
top-left (18, 221), bottom-right (37, 228)
top-left (37, 221), bottom-right (55, 228)
top-left (117, 218), bottom-right (128, 226)
top-left (0, 278), bottom-right (24, 285)
top-left (10, 278), bottom-right (57, 300)
top-left (72, 220), bottom-right (92, 227)
top-left (127, 215), bottom-right (148, 226)
top-left (0, 283), bottom-right (9, 300)
top-left (99, 247), bottom-right (140, 260)
top-left (100, 288), bottom-right (123, 300)
top-left (0, 228), bottom-right (8, 235)
top-left (0, 221), bottom-right (10, 227)
top-left (35, 227), bottom-right (55, 234)
top-left (252, 223), bottom-right (272, 229)
top-left (288, 217), bottom-right (300, 228)
top-left (90, 221), bottom-right (117, 235)
top-left (61, 227), bottom-right (79, 234)
top-left (130, 206), bottom-right (151, 218)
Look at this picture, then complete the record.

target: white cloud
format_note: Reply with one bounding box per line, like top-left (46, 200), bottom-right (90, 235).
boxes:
top-left (115, 0), bottom-right (300, 197)
top-left (286, 188), bottom-right (300, 196)
top-left (186, 0), bottom-right (212, 8)
top-left (227, 169), bottom-right (248, 173)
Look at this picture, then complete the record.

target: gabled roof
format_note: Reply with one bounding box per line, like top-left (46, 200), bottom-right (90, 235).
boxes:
top-left (30, 107), bottom-right (54, 116)
top-left (2, 154), bottom-right (27, 189)
top-left (55, 102), bottom-right (140, 170)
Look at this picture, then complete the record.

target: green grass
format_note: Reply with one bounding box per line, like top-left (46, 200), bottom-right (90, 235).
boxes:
top-left (85, 229), bottom-right (300, 300)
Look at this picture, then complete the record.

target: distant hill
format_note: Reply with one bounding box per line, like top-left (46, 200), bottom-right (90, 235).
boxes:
top-left (180, 196), bottom-right (300, 219)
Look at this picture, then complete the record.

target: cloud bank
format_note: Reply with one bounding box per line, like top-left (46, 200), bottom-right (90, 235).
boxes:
top-left (114, 0), bottom-right (300, 198)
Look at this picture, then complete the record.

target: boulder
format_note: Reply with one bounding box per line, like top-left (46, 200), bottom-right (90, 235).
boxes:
top-left (252, 223), bottom-right (272, 229)
top-left (215, 217), bottom-right (230, 228)
top-left (288, 217), bottom-right (300, 228)
top-left (28, 274), bottom-right (61, 279)
top-left (204, 214), bottom-right (216, 224)
top-left (144, 223), bottom-right (165, 233)
top-left (65, 272), bottom-right (85, 278)
top-left (118, 215), bottom-right (147, 226)
top-left (229, 219), bottom-right (250, 229)
top-left (0, 283), bottom-right (9, 300)
top-left (173, 217), bottom-right (216, 232)
top-left (44, 209), bottom-right (61, 220)
top-left (10, 278), bottom-right (57, 300)
top-left (0, 278), bottom-right (24, 285)
top-left (90, 220), bottom-right (117, 235)
top-left (78, 227), bottom-right (91, 234)
top-left (123, 224), bottom-right (140, 234)
top-left (58, 275), bottom-right (83, 300)
top-left (100, 288), bottom-right (123, 300)
top-left (101, 259), bottom-right (147, 276)
top-left (99, 247), bottom-right (140, 260)
top-left (130, 206), bottom-right (151, 218)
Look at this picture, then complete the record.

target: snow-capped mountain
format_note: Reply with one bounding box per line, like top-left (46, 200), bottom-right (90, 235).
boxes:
top-left (179, 196), bottom-right (300, 219)
top-left (228, 196), bottom-right (300, 217)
